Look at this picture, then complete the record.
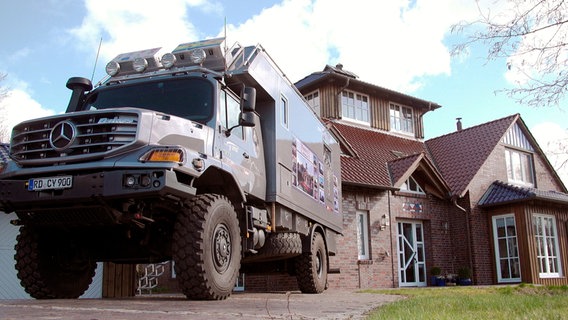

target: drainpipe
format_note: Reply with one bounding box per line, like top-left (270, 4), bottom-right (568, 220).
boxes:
top-left (452, 197), bottom-right (474, 283)
top-left (388, 190), bottom-right (396, 288)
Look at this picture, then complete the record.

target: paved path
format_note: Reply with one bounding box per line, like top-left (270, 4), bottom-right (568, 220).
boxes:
top-left (0, 290), bottom-right (402, 320)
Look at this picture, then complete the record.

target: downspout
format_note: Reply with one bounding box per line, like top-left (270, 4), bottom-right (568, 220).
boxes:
top-left (388, 190), bottom-right (396, 288)
top-left (452, 197), bottom-right (474, 283)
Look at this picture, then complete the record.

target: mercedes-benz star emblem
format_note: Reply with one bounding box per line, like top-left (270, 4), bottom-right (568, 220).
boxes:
top-left (49, 120), bottom-right (77, 151)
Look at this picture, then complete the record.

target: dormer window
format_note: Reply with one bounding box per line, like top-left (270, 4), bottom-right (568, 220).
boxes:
top-left (341, 90), bottom-right (369, 124)
top-left (390, 103), bottom-right (414, 134)
top-left (304, 90), bottom-right (320, 116)
top-left (400, 176), bottom-right (425, 194)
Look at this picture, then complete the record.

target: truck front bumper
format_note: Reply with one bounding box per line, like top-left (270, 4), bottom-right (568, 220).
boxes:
top-left (0, 169), bottom-right (196, 213)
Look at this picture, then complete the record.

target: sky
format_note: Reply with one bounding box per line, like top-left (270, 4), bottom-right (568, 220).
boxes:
top-left (0, 0), bottom-right (566, 183)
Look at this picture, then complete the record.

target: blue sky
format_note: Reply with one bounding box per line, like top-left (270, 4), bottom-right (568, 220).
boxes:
top-left (0, 0), bottom-right (566, 182)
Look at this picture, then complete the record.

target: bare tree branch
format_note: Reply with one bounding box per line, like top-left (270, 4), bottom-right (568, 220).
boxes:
top-left (452, 0), bottom-right (568, 108)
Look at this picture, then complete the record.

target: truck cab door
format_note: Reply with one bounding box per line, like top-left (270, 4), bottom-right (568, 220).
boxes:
top-left (217, 90), bottom-right (265, 199)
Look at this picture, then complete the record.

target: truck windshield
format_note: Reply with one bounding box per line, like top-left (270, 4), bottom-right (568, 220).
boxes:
top-left (85, 77), bottom-right (214, 125)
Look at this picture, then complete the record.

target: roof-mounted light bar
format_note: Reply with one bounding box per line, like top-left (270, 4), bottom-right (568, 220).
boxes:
top-left (105, 47), bottom-right (162, 77)
top-left (165, 37), bottom-right (226, 71)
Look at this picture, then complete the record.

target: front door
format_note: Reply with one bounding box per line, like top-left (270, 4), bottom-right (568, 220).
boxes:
top-left (397, 221), bottom-right (427, 287)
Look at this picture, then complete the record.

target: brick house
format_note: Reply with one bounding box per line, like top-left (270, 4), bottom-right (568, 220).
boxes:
top-left (290, 64), bottom-right (568, 289)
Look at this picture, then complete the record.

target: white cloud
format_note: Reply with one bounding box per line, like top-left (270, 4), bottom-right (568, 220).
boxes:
top-left (68, 0), bottom-right (221, 63)
top-left (0, 89), bottom-right (55, 142)
top-left (223, 0), bottom-right (478, 90)
top-left (67, 0), bottom-right (479, 93)
top-left (531, 122), bottom-right (568, 186)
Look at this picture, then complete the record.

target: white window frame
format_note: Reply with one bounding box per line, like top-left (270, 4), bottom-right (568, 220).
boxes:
top-left (341, 90), bottom-right (369, 125)
top-left (400, 176), bottom-right (425, 194)
top-left (492, 214), bottom-right (521, 283)
top-left (505, 148), bottom-right (535, 187)
top-left (304, 90), bottom-right (320, 116)
top-left (356, 210), bottom-right (370, 260)
top-left (389, 103), bottom-right (414, 135)
top-left (533, 214), bottom-right (562, 278)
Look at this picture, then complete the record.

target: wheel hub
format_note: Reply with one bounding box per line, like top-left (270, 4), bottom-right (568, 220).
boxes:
top-left (213, 224), bottom-right (231, 273)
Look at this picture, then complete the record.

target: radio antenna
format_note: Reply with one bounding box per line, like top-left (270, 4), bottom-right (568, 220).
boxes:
top-left (91, 37), bottom-right (103, 83)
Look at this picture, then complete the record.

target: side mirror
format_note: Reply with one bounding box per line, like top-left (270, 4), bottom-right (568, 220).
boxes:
top-left (241, 87), bottom-right (256, 112)
top-left (66, 77), bottom-right (93, 113)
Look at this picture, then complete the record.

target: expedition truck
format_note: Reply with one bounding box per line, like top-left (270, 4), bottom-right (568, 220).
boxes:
top-left (0, 38), bottom-right (342, 300)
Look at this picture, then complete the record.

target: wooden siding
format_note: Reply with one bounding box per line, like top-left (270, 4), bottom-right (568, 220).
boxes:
top-left (103, 262), bottom-right (136, 298)
top-left (487, 203), bottom-right (568, 286)
top-left (314, 82), bottom-right (425, 139)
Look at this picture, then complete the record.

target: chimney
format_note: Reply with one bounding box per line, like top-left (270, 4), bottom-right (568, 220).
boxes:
top-left (456, 118), bottom-right (463, 131)
top-left (336, 63), bottom-right (343, 70)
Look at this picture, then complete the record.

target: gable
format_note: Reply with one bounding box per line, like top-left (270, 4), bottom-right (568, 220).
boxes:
top-left (426, 114), bottom-right (518, 197)
top-left (388, 153), bottom-right (450, 199)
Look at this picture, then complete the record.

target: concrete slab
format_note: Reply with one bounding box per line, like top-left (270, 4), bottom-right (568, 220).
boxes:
top-left (0, 290), bottom-right (402, 319)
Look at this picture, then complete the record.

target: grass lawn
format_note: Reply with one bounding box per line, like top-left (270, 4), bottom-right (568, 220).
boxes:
top-left (363, 284), bottom-right (568, 320)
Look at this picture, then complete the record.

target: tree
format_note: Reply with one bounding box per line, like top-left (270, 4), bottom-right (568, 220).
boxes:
top-left (0, 73), bottom-right (11, 142)
top-left (452, 0), bottom-right (568, 108)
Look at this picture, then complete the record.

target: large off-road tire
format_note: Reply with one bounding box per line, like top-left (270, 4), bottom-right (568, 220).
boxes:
top-left (14, 227), bottom-right (96, 299)
top-left (245, 232), bottom-right (302, 262)
top-left (172, 194), bottom-right (241, 300)
top-left (295, 232), bottom-right (328, 293)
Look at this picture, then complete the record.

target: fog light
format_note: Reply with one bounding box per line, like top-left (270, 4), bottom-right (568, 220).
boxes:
top-left (140, 175), bottom-right (151, 187)
top-left (124, 175), bottom-right (137, 187)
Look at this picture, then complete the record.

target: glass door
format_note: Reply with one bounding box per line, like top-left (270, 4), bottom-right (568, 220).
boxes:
top-left (397, 221), bottom-right (427, 286)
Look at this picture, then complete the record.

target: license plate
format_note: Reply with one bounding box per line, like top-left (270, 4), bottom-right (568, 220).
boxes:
top-left (27, 176), bottom-right (73, 191)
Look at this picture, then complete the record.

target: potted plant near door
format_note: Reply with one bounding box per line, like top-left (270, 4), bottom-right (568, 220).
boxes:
top-left (457, 267), bottom-right (472, 285)
top-left (430, 267), bottom-right (445, 286)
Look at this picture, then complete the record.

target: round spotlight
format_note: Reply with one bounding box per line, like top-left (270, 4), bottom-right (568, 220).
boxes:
top-left (161, 53), bottom-right (176, 69)
top-left (133, 57), bottom-right (148, 72)
top-left (189, 48), bottom-right (207, 64)
top-left (106, 61), bottom-right (120, 76)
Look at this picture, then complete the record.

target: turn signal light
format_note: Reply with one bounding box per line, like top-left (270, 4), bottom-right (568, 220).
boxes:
top-left (141, 148), bottom-right (184, 163)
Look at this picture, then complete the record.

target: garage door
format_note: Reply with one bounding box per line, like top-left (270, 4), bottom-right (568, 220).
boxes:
top-left (0, 212), bottom-right (103, 299)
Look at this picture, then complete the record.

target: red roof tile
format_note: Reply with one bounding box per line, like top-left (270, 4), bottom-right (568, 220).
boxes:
top-left (330, 121), bottom-right (427, 187)
top-left (425, 114), bottom-right (519, 196)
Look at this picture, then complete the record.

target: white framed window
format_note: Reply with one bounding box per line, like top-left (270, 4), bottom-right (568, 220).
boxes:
top-left (492, 214), bottom-right (521, 283)
top-left (341, 90), bottom-right (369, 124)
top-left (505, 148), bottom-right (535, 186)
top-left (356, 210), bottom-right (370, 260)
top-left (400, 176), bottom-right (425, 194)
top-left (220, 90), bottom-right (244, 139)
top-left (390, 103), bottom-right (414, 134)
top-left (533, 214), bottom-right (562, 278)
top-left (281, 95), bottom-right (289, 129)
top-left (304, 90), bottom-right (320, 115)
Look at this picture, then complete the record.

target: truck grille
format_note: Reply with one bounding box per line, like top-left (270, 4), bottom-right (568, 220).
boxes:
top-left (11, 111), bottom-right (139, 166)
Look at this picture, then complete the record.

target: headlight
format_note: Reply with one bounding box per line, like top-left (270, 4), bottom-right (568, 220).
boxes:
top-left (189, 48), bottom-right (207, 64)
top-left (161, 53), bottom-right (176, 69)
top-left (106, 61), bottom-right (120, 76)
top-left (133, 57), bottom-right (148, 72)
